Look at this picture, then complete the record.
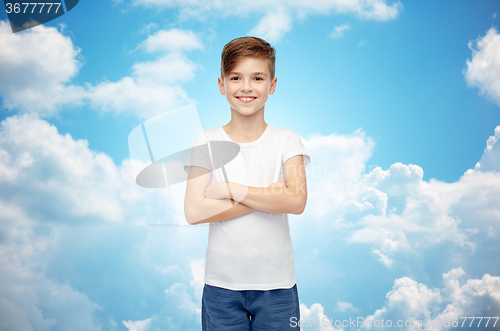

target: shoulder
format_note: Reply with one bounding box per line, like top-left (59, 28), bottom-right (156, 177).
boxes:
top-left (276, 126), bottom-right (304, 145)
top-left (199, 127), bottom-right (220, 137)
top-left (194, 126), bottom-right (223, 143)
top-left (265, 124), bottom-right (295, 143)
top-left (203, 126), bottom-right (222, 135)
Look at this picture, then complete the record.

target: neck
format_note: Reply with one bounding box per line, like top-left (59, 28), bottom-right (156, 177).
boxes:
top-left (225, 106), bottom-right (267, 138)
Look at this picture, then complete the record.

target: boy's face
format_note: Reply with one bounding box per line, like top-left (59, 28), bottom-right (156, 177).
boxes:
top-left (218, 57), bottom-right (277, 117)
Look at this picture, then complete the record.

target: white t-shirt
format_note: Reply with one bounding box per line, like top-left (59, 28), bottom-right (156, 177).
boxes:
top-left (184, 123), bottom-right (310, 290)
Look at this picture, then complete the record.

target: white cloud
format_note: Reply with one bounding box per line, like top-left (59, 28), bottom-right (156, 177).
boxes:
top-left (123, 283), bottom-right (201, 330)
top-left (344, 161), bottom-right (491, 266)
top-left (0, 200), bottom-right (102, 331)
top-left (349, 214), bottom-right (411, 253)
top-left (131, 0), bottom-right (403, 21)
top-left (444, 171), bottom-right (500, 239)
top-left (0, 113), bottom-right (130, 222)
top-left (473, 126), bottom-right (500, 172)
top-left (132, 53), bottom-right (200, 85)
top-left (330, 24), bottom-right (351, 38)
top-left (299, 303), bottom-right (342, 330)
top-left (362, 268), bottom-right (500, 330)
top-left (0, 22), bottom-right (202, 119)
top-left (335, 300), bottom-right (359, 313)
top-left (0, 297), bottom-right (39, 331)
top-left (464, 27), bottom-right (500, 107)
top-left (298, 125), bottom-right (500, 270)
top-left (189, 259), bottom-right (205, 301)
top-left (123, 318), bottom-right (151, 331)
top-left (303, 128), bottom-right (375, 219)
top-left (88, 76), bottom-right (194, 119)
top-left (355, 0), bottom-right (402, 21)
top-left (371, 248), bottom-right (394, 268)
top-left (139, 22), bottom-right (159, 34)
top-left (248, 11), bottom-right (294, 44)
top-left (366, 277), bottom-right (441, 326)
top-left (139, 28), bottom-right (203, 53)
top-left (435, 269), bottom-right (500, 328)
top-left (125, 0), bottom-right (402, 42)
top-left (88, 28), bottom-right (201, 118)
top-left (0, 20), bottom-right (86, 115)
top-left (0, 113), bottom-right (205, 329)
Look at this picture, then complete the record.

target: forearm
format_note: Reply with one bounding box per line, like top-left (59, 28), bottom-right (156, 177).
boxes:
top-left (229, 182), bottom-right (305, 215)
top-left (187, 197), bottom-right (256, 225)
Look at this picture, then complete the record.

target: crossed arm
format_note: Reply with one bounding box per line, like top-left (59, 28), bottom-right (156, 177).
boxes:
top-left (184, 155), bottom-right (308, 225)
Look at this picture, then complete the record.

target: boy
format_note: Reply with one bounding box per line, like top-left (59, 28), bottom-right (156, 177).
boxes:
top-left (183, 36), bottom-right (310, 330)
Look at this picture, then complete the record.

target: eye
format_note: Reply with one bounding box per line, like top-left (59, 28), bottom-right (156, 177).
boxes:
top-left (230, 77), bottom-right (239, 80)
top-left (255, 77), bottom-right (263, 81)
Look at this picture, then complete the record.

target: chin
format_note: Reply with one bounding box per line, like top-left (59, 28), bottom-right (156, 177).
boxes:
top-left (237, 111), bottom-right (257, 117)
top-left (230, 106), bottom-right (253, 114)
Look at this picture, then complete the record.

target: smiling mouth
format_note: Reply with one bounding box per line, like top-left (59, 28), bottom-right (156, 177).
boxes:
top-left (237, 97), bottom-right (257, 103)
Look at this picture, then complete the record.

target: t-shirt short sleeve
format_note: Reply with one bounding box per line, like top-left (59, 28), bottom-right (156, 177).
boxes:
top-left (282, 130), bottom-right (310, 168)
top-left (183, 132), bottom-right (213, 174)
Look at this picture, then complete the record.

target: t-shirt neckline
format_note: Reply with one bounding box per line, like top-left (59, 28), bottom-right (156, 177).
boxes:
top-left (219, 124), bottom-right (271, 147)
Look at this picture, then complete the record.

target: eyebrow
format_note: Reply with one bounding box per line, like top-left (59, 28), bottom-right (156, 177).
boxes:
top-left (229, 71), bottom-right (268, 77)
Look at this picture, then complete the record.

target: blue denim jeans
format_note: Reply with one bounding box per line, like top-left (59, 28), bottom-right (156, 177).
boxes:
top-left (201, 283), bottom-right (300, 331)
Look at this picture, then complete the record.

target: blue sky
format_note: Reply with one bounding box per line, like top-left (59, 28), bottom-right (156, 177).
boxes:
top-left (1, 0), bottom-right (500, 330)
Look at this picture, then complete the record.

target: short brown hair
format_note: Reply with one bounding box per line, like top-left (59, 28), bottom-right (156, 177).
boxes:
top-left (220, 36), bottom-right (276, 80)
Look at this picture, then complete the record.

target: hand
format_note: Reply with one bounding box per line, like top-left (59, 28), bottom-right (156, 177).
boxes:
top-left (205, 182), bottom-right (230, 200)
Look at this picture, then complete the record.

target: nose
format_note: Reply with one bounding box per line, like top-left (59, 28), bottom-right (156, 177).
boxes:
top-left (241, 79), bottom-right (253, 92)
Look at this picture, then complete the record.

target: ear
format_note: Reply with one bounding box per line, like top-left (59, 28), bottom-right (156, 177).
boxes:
top-left (269, 76), bottom-right (277, 95)
top-left (218, 77), bottom-right (226, 95)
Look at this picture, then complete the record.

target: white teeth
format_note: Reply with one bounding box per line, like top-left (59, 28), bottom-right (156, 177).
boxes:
top-left (239, 97), bottom-right (254, 102)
